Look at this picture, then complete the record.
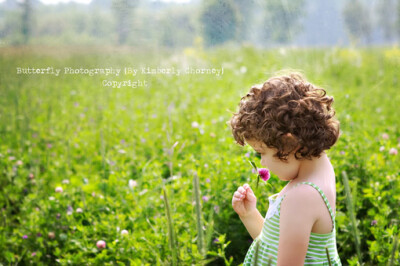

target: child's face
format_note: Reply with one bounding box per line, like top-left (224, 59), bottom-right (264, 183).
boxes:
top-left (245, 138), bottom-right (301, 182)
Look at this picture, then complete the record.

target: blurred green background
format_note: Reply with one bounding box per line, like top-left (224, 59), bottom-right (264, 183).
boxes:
top-left (1, 0), bottom-right (400, 265)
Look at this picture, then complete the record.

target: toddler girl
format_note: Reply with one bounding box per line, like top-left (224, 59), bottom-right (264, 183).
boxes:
top-left (228, 72), bottom-right (342, 265)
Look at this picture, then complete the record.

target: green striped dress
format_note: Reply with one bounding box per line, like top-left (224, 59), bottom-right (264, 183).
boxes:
top-left (243, 181), bottom-right (341, 265)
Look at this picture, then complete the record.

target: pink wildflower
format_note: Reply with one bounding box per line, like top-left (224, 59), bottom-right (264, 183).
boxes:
top-left (96, 240), bottom-right (106, 249)
top-left (258, 168), bottom-right (270, 181)
top-left (202, 196), bottom-right (210, 202)
top-left (389, 148), bottom-right (398, 155)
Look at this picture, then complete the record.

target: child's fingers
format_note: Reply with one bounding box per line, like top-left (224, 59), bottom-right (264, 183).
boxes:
top-left (247, 186), bottom-right (255, 195)
top-left (243, 184), bottom-right (257, 202)
top-left (243, 184), bottom-right (253, 194)
top-left (232, 193), bottom-right (244, 206)
top-left (238, 186), bottom-right (246, 194)
top-left (233, 191), bottom-right (245, 199)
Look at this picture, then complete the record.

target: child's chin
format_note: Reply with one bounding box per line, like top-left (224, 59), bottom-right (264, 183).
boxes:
top-left (278, 176), bottom-right (292, 182)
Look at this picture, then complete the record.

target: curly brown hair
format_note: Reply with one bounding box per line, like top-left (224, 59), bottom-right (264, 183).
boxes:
top-left (228, 72), bottom-right (340, 162)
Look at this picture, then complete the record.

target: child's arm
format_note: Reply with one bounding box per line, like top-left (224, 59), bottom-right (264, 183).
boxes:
top-left (239, 208), bottom-right (264, 240)
top-left (232, 184), bottom-right (264, 239)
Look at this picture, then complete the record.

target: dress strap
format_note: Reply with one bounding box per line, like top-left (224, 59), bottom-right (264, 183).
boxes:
top-left (293, 181), bottom-right (336, 225)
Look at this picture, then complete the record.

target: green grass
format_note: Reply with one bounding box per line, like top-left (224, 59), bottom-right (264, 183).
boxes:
top-left (0, 45), bottom-right (399, 264)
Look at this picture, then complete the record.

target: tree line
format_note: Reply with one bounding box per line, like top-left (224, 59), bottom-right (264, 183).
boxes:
top-left (1, 0), bottom-right (400, 47)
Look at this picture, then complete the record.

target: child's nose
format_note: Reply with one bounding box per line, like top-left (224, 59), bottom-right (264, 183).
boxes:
top-left (260, 157), bottom-right (271, 168)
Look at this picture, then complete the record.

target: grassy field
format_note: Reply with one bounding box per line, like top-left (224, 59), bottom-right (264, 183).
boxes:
top-left (0, 45), bottom-right (399, 265)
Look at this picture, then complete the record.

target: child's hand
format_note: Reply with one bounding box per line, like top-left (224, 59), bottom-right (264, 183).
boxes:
top-left (232, 183), bottom-right (257, 218)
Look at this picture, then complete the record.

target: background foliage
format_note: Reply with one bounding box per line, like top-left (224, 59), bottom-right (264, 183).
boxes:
top-left (0, 45), bottom-right (399, 264)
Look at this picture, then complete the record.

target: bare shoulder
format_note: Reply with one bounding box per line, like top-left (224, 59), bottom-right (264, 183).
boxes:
top-left (285, 183), bottom-right (324, 202)
top-left (280, 184), bottom-right (323, 219)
